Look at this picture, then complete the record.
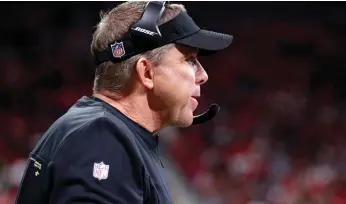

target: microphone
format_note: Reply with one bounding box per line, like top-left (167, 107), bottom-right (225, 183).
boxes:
top-left (192, 103), bottom-right (220, 125)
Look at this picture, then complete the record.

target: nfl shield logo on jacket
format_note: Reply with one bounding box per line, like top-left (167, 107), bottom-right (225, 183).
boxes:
top-left (93, 161), bottom-right (109, 180)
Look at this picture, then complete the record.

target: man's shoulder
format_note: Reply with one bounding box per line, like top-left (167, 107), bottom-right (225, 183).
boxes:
top-left (32, 97), bottom-right (126, 159)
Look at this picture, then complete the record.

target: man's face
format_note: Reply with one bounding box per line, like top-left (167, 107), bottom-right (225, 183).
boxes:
top-left (151, 44), bottom-right (209, 127)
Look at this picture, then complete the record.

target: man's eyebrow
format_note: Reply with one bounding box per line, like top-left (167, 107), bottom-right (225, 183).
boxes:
top-left (190, 47), bottom-right (199, 55)
top-left (184, 47), bottom-right (199, 58)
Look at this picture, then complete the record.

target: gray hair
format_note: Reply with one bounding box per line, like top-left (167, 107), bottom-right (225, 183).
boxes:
top-left (91, 1), bottom-right (186, 94)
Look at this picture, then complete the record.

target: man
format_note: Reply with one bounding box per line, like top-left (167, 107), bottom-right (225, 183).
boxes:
top-left (16, 1), bottom-right (232, 204)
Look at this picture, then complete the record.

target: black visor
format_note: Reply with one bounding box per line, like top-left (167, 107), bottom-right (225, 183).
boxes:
top-left (94, 9), bottom-right (233, 66)
top-left (176, 29), bottom-right (233, 56)
top-left (158, 11), bottom-right (233, 55)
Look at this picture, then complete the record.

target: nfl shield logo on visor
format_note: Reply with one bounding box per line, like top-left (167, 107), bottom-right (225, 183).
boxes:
top-left (111, 42), bottom-right (125, 58)
top-left (93, 161), bottom-right (109, 181)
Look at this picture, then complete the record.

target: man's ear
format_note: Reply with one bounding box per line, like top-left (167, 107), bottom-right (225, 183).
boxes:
top-left (135, 57), bottom-right (155, 89)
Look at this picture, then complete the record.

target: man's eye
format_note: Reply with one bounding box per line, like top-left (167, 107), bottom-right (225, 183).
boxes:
top-left (187, 57), bottom-right (197, 68)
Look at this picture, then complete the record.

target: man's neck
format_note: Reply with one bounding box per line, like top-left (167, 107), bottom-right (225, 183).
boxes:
top-left (93, 92), bottom-right (163, 134)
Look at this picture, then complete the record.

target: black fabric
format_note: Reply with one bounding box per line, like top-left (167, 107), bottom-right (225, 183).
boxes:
top-left (16, 96), bottom-right (172, 204)
top-left (15, 153), bottom-right (50, 204)
top-left (94, 10), bottom-right (232, 66)
top-left (158, 11), bottom-right (200, 43)
top-left (94, 38), bottom-right (136, 68)
top-left (176, 29), bottom-right (234, 56)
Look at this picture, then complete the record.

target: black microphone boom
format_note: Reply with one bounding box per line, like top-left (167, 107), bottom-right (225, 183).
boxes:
top-left (192, 103), bottom-right (220, 125)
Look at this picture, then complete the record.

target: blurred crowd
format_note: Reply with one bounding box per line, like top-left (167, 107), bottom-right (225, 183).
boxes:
top-left (1, 2), bottom-right (346, 204)
top-left (167, 4), bottom-right (346, 204)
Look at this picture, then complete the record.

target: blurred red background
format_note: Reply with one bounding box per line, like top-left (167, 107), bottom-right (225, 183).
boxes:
top-left (1, 2), bottom-right (346, 204)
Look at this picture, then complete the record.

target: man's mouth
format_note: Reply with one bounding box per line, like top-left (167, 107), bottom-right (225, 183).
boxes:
top-left (191, 97), bottom-right (199, 110)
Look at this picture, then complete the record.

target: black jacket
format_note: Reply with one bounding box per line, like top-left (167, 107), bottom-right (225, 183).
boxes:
top-left (16, 96), bottom-right (173, 204)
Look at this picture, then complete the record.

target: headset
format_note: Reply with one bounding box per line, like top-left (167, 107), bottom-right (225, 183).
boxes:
top-left (15, 3), bottom-right (221, 204)
top-left (94, 1), bottom-right (220, 125)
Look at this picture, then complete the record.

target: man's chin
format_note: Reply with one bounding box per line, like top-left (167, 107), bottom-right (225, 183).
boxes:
top-left (173, 116), bottom-right (193, 128)
top-left (176, 123), bottom-right (192, 128)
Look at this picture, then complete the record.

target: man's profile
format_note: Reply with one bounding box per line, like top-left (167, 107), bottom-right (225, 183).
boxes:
top-left (15, 1), bottom-right (233, 203)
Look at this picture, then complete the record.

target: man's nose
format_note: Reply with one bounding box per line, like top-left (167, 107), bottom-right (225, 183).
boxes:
top-left (196, 64), bottom-right (208, 85)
